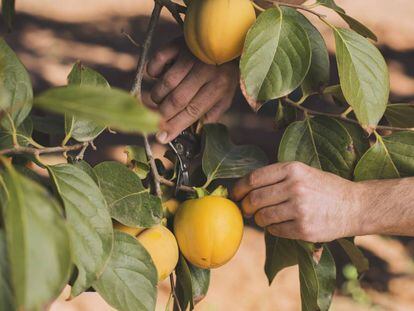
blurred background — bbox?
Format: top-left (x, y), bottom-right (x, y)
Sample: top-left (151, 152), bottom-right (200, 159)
top-left (1, 0), bottom-right (414, 310)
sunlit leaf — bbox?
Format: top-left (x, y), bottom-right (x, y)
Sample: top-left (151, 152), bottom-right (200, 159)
top-left (1, 164), bottom-right (72, 310)
top-left (0, 229), bottom-right (15, 311)
top-left (0, 117), bottom-right (33, 149)
top-left (65, 62), bottom-right (108, 142)
top-left (334, 28), bottom-right (389, 130)
top-left (240, 7), bottom-right (311, 110)
top-left (202, 124), bottom-right (268, 186)
top-left (93, 231), bottom-right (157, 311)
top-left (124, 145), bottom-right (150, 179)
top-left (34, 85), bottom-right (159, 134)
top-left (48, 164), bottom-right (114, 296)
top-left (0, 38), bottom-right (33, 128)
top-left (94, 161), bottom-right (162, 227)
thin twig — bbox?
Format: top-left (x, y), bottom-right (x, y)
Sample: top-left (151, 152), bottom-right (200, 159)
top-left (131, 0), bottom-right (163, 99)
top-left (143, 135), bottom-right (163, 197)
top-left (0, 143), bottom-right (87, 156)
top-left (265, 0), bottom-right (326, 18)
top-left (163, 0), bottom-right (184, 26)
top-left (169, 274), bottom-right (182, 311)
top-left (121, 29), bottom-right (141, 48)
top-left (284, 98), bottom-right (414, 132)
top-left (159, 176), bottom-right (195, 193)
top-left (75, 142), bottom-right (90, 160)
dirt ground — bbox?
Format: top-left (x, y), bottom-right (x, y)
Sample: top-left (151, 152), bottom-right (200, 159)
top-left (2, 0), bottom-right (414, 310)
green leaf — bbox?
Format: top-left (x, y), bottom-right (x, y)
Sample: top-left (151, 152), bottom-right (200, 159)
top-left (1, 0), bottom-right (15, 31)
top-left (282, 9), bottom-right (329, 95)
top-left (354, 135), bottom-right (400, 181)
top-left (264, 233), bottom-right (297, 284)
top-left (72, 160), bottom-right (100, 185)
top-left (278, 116), bottom-right (357, 179)
top-left (382, 132), bottom-right (414, 177)
top-left (202, 124), bottom-right (268, 186)
top-left (317, 0), bottom-right (377, 41)
top-left (175, 256), bottom-right (210, 310)
top-left (34, 85), bottom-right (159, 134)
top-left (323, 84), bottom-right (347, 105)
top-left (93, 231), bottom-right (158, 311)
top-left (338, 121), bottom-right (370, 158)
top-left (297, 244), bottom-right (336, 311)
top-left (334, 28), bottom-right (389, 131)
top-left (47, 164), bottom-right (114, 297)
top-left (0, 229), bottom-right (15, 311)
top-left (94, 161), bottom-right (162, 227)
top-left (31, 114), bottom-right (65, 135)
top-left (0, 117), bottom-right (33, 149)
top-left (338, 238), bottom-right (369, 274)
top-left (1, 164), bottom-right (72, 310)
top-left (0, 38), bottom-right (33, 128)
top-left (385, 104), bottom-right (414, 128)
top-left (65, 62), bottom-right (109, 142)
top-left (240, 7), bottom-right (311, 110)
top-left (124, 145), bottom-right (150, 179)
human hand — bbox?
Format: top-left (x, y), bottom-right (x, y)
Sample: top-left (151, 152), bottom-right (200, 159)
top-left (146, 39), bottom-right (239, 144)
top-left (231, 162), bottom-right (365, 242)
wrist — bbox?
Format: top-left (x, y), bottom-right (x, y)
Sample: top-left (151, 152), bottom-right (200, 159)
top-left (349, 181), bottom-right (377, 236)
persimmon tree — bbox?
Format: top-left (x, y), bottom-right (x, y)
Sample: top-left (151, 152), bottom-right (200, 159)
top-left (1, 0), bottom-right (414, 310)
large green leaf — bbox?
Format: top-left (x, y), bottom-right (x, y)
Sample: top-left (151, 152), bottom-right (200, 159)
top-left (93, 231), bottom-right (158, 311)
top-left (264, 233), bottom-right (298, 284)
top-left (282, 9), bottom-right (330, 95)
top-left (202, 124), bottom-right (268, 186)
top-left (0, 39), bottom-right (33, 128)
top-left (240, 7), bottom-right (311, 110)
top-left (34, 85), bottom-right (159, 134)
top-left (0, 117), bottom-right (33, 149)
top-left (354, 134), bottom-right (400, 181)
top-left (338, 121), bottom-right (370, 159)
top-left (1, 164), bottom-right (72, 310)
top-left (338, 238), bottom-right (369, 274)
top-left (297, 244), bottom-right (336, 311)
top-left (0, 229), bottom-right (15, 311)
top-left (94, 161), bottom-right (162, 227)
top-left (47, 164), bottom-right (114, 297)
top-left (278, 116), bottom-right (357, 179)
top-left (1, 0), bottom-right (15, 31)
top-left (31, 114), bottom-right (65, 135)
top-left (382, 132), bottom-right (414, 177)
top-left (317, 0), bottom-right (377, 41)
top-left (334, 28), bottom-right (389, 131)
top-left (385, 104), bottom-right (414, 128)
top-left (65, 62), bottom-right (108, 142)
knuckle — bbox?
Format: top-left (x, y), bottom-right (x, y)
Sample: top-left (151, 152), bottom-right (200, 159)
top-left (286, 161), bottom-right (305, 177)
top-left (154, 51), bottom-right (167, 64)
top-left (185, 103), bottom-right (201, 118)
top-left (162, 75), bottom-right (176, 89)
top-left (247, 171), bottom-right (259, 187)
top-left (290, 181), bottom-right (306, 197)
top-left (168, 92), bottom-right (184, 109)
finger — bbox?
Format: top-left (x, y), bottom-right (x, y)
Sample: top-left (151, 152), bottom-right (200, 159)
top-left (241, 182), bottom-right (290, 216)
top-left (231, 163), bottom-right (290, 201)
top-left (156, 83), bottom-right (222, 143)
top-left (203, 98), bottom-right (232, 123)
top-left (254, 203), bottom-right (295, 227)
top-left (267, 221), bottom-right (300, 240)
top-left (158, 64), bottom-right (215, 120)
top-left (147, 42), bottom-right (180, 78)
top-left (150, 51), bottom-right (196, 104)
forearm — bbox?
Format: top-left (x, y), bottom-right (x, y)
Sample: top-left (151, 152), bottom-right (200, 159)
top-left (357, 177), bottom-right (414, 236)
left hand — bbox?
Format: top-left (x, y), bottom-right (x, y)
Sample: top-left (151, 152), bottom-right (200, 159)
top-left (231, 162), bottom-right (365, 242)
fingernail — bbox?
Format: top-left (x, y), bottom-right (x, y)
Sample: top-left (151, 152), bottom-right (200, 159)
top-left (156, 131), bottom-right (168, 143)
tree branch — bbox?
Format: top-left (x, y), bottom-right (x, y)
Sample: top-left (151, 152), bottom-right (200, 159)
top-left (264, 0), bottom-right (326, 18)
top-left (284, 98), bottom-right (414, 132)
top-left (159, 176), bottom-right (195, 193)
top-left (0, 142), bottom-right (87, 156)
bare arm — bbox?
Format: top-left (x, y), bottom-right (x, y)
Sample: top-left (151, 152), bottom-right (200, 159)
top-left (231, 162), bottom-right (414, 242)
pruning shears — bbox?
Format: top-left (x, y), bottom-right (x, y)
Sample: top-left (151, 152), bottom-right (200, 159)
top-left (168, 128), bottom-right (199, 194)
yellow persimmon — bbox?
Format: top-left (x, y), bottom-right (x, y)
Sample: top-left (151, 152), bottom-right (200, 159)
top-left (174, 196), bottom-right (243, 269)
top-left (136, 225), bottom-right (179, 281)
top-left (113, 221), bottom-right (145, 237)
top-left (184, 0), bottom-right (256, 65)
